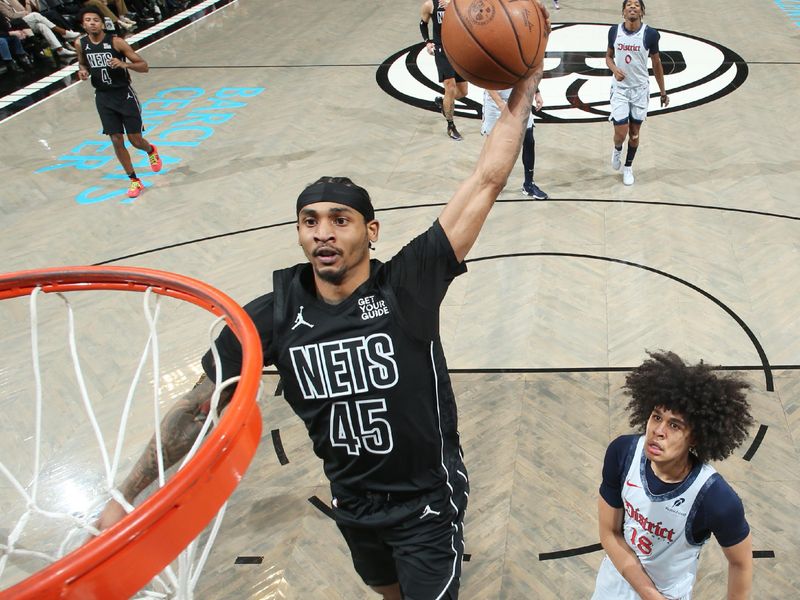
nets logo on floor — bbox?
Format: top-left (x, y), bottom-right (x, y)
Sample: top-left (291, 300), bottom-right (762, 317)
top-left (376, 23), bottom-right (748, 122)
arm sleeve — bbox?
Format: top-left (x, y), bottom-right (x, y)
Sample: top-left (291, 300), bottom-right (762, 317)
top-left (645, 27), bottom-right (660, 55)
top-left (599, 435), bottom-right (636, 509)
top-left (419, 18), bottom-right (430, 42)
top-left (608, 25), bottom-right (617, 49)
top-left (201, 292), bottom-right (275, 382)
top-left (695, 478), bottom-right (750, 547)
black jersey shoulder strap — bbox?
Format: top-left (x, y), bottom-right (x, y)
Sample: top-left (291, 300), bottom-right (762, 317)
top-left (271, 265), bottom-right (295, 350)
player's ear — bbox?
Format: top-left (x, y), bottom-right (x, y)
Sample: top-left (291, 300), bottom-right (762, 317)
top-left (686, 430), bottom-right (697, 454)
top-left (367, 219), bottom-right (380, 243)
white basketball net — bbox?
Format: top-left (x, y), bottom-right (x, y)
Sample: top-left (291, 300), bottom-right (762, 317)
top-left (0, 285), bottom-right (253, 599)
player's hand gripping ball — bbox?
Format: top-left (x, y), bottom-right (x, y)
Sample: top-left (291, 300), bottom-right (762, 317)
top-left (442, 0), bottom-right (549, 89)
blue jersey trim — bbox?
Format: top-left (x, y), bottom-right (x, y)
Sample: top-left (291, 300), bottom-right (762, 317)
top-left (685, 472), bottom-right (720, 546)
top-left (639, 441), bottom-right (703, 502)
top-left (644, 26), bottom-right (661, 55)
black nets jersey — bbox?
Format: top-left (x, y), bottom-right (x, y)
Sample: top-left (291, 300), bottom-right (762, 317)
top-left (203, 221), bottom-right (467, 495)
top-left (432, 0), bottom-right (445, 45)
top-left (81, 33), bottom-right (130, 91)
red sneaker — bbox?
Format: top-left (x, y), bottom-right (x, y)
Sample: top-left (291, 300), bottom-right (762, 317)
top-left (127, 178), bottom-right (144, 198)
top-left (148, 144), bottom-right (162, 172)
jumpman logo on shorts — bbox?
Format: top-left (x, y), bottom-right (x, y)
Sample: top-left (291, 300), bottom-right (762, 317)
top-left (419, 504), bottom-right (441, 519)
top-left (291, 306), bottom-right (314, 330)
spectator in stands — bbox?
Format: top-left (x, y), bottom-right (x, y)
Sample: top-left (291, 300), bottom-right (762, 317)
top-left (25, 0), bottom-right (76, 31)
top-left (0, 0), bottom-right (79, 56)
top-left (104, 0), bottom-right (136, 24)
top-left (38, 0), bottom-right (82, 21)
top-left (0, 13), bottom-right (33, 73)
top-left (28, 0), bottom-right (80, 26)
top-left (124, 0), bottom-right (159, 25)
top-left (80, 0), bottom-right (135, 30)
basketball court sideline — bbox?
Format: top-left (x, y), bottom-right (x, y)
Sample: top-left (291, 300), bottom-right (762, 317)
top-left (1, 1), bottom-right (798, 598)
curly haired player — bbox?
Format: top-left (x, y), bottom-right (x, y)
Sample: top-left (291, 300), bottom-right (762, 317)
top-left (592, 351), bottom-right (754, 600)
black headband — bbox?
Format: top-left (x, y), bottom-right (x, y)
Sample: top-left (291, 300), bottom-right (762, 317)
top-left (296, 180), bottom-right (374, 222)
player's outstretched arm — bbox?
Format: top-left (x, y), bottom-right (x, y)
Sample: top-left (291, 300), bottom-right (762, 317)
top-left (597, 496), bottom-right (667, 600)
top-left (96, 374), bottom-right (231, 530)
top-left (438, 62), bottom-right (543, 263)
top-left (722, 533), bottom-right (752, 600)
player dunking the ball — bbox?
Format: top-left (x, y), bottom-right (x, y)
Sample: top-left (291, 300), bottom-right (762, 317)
top-left (75, 6), bottom-right (161, 199)
top-left (592, 351), bottom-right (754, 600)
top-left (605, 0), bottom-right (668, 186)
top-left (420, 0), bottom-right (468, 141)
top-left (98, 6), bottom-right (550, 598)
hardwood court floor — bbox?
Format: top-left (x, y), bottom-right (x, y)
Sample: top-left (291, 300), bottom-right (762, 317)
top-left (0, 0), bottom-right (798, 598)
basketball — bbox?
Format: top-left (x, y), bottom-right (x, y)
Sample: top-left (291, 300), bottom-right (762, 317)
top-left (441, 0), bottom-right (548, 89)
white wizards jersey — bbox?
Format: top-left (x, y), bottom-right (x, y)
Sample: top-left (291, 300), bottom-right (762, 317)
top-left (481, 89), bottom-right (534, 135)
top-left (605, 436), bottom-right (718, 599)
top-left (612, 23), bottom-right (653, 90)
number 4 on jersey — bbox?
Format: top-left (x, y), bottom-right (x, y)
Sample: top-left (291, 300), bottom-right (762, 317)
top-left (330, 399), bottom-right (394, 456)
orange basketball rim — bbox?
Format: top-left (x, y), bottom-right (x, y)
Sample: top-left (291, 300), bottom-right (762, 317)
top-left (0, 266), bottom-right (263, 600)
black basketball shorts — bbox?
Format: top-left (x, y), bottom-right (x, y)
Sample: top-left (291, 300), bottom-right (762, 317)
top-left (434, 45), bottom-right (466, 84)
top-left (333, 475), bottom-right (469, 599)
top-left (95, 86), bottom-right (143, 135)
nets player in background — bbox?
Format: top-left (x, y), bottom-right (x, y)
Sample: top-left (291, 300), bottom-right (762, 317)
top-left (74, 6), bottom-right (161, 199)
top-left (420, 0), bottom-right (468, 141)
top-left (605, 0), bottom-right (667, 186)
top-left (592, 351), bottom-right (754, 600)
top-left (97, 10), bottom-right (550, 599)
top-left (482, 86), bottom-right (548, 199)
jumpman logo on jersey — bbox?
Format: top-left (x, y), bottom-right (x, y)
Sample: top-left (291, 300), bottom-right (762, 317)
top-left (291, 306), bottom-right (314, 330)
top-left (419, 504), bottom-right (441, 519)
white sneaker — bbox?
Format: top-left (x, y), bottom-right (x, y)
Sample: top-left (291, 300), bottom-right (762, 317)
top-left (117, 20), bottom-right (135, 31)
top-left (64, 30), bottom-right (81, 40)
top-left (623, 166), bottom-right (634, 185)
top-left (611, 147), bottom-right (622, 171)
top-left (56, 46), bottom-right (77, 57)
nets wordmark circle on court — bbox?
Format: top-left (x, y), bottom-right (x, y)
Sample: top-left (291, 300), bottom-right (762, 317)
top-left (377, 23), bottom-right (748, 122)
